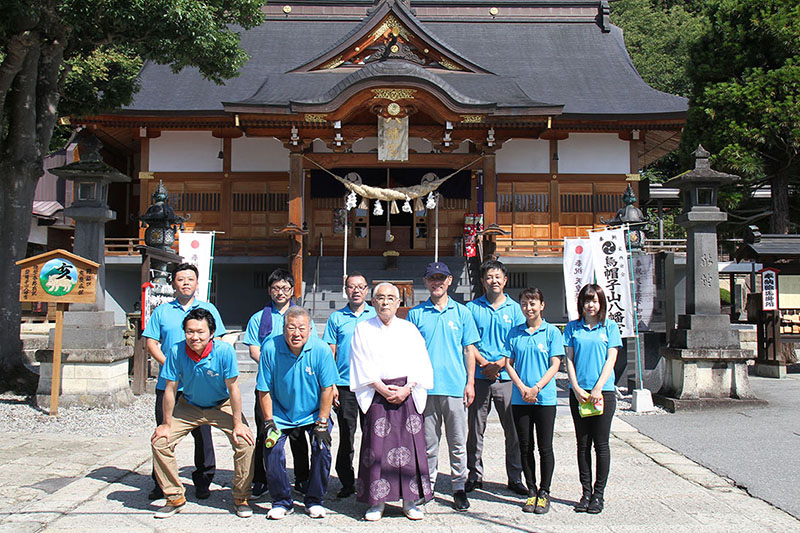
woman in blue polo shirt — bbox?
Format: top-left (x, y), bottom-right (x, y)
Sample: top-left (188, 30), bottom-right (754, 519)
top-left (505, 288), bottom-right (564, 515)
top-left (563, 284), bottom-right (622, 515)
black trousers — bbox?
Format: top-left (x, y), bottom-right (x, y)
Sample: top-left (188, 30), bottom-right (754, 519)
top-left (511, 404), bottom-right (556, 496)
top-left (568, 390), bottom-right (616, 498)
top-left (254, 389), bottom-right (310, 486)
top-left (153, 388), bottom-right (216, 490)
top-left (333, 386), bottom-right (365, 490)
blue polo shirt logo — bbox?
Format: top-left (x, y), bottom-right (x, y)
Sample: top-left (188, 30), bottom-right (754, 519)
top-left (600, 333), bottom-right (608, 343)
top-left (448, 320), bottom-right (459, 331)
top-left (538, 343), bottom-right (548, 354)
top-left (503, 314), bottom-right (511, 324)
top-left (206, 369), bottom-right (218, 378)
top-left (305, 365), bottom-right (314, 376)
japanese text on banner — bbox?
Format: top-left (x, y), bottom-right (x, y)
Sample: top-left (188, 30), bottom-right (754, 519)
top-left (589, 228), bottom-right (634, 337)
top-left (563, 238), bottom-right (595, 321)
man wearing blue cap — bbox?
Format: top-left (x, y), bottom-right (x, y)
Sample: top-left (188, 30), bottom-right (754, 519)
top-left (407, 261), bottom-right (480, 511)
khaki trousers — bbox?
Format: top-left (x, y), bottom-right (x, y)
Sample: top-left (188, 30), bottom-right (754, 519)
top-left (152, 396), bottom-right (254, 501)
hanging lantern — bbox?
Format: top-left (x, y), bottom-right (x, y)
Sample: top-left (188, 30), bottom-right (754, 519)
top-left (414, 197), bottom-right (425, 212)
top-left (358, 196), bottom-right (369, 210)
top-left (345, 191), bottom-right (357, 210)
top-left (390, 200), bottom-right (399, 214)
top-left (373, 200), bottom-right (384, 216)
top-left (402, 196), bottom-right (412, 213)
top-left (426, 191), bottom-right (437, 210)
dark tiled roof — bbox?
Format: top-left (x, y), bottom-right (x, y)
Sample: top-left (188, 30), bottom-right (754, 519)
top-left (124, 12), bottom-right (686, 118)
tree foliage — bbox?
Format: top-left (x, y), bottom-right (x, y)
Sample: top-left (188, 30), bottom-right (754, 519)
top-left (0, 0), bottom-right (265, 389)
top-left (682, 0), bottom-right (800, 234)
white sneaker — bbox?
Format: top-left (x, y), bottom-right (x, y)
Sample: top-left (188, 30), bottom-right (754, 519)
top-left (403, 499), bottom-right (424, 520)
top-left (307, 504), bottom-right (327, 518)
top-left (364, 503), bottom-right (385, 521)
top-left (267, 506), bottom-right (292, 520)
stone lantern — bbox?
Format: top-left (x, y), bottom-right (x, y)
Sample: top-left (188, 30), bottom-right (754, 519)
top-left (38, 131), bottom-right (134, 408)
top-left (138, 181), bottom-right (188, 286)
top-left (656, 146), bottom-right (761, 410)
top-left (602, 183), bottom-right (650, 251)
top-left (52, 131), bottom-right (131, 309)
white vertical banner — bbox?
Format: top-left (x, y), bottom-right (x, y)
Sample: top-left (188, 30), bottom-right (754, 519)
top-left (589, 228), bottom-right (634, 337)
top-left (179, 231), bottom-right (213, 301)
top-left (632, 254), bottom-right (655, 330)
top-left (563, 238), bottom-right (595, 321)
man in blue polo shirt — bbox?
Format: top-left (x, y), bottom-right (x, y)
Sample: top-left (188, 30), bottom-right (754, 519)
top-left (151, 308), bottom-right (254, 520)
top-left (243, 268), bottom-right (316, 497)
top-left (256, 306), bottom-right (337, 520)
top-left (407, 262), bottom-right (480, 511)
top-left (143, 263), bottom-right (225, 500)
top-left (322, 271), bottom-right (376, 498)
top-left (465, 260), bottom-right (527, 496)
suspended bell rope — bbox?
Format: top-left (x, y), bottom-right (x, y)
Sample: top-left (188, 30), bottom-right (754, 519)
top-left (303, 154), bottom-right (483, 276)
top-left (302, 155), bottom-right (484, 201)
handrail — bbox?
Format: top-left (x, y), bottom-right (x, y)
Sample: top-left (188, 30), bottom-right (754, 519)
top-left (311, 233), bottom-right (322, 319)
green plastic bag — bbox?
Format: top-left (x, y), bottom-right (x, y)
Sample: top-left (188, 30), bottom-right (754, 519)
top-left (579, 397), bottom-right (604, 418)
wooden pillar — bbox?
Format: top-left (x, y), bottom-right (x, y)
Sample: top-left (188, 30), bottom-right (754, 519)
top-left (221, 137), bottom-right (232, 236)
top-left (549, 139), bottom-right (560, 240)
top-left (483, 151), bottom-right (497, 226)
top-left (139, 137), bottom-right (151, 216)
top-left (289, 150), bottom-right (304, 300)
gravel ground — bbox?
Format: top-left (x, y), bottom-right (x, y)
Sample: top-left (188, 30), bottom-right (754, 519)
top-left (0, 391), bottom-right (154, 437)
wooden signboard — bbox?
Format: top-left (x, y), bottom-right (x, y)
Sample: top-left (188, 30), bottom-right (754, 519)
top-left (778, 274), bottom-right (800, 310)
top-left (16, 249), bottom-right (100, 416)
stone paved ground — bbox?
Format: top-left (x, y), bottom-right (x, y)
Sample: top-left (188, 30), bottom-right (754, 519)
top-left (1, 374), bottom-right (798, 532)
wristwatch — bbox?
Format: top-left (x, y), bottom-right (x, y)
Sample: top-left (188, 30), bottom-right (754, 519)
top-left (317, 416), bottom-right (328, 425)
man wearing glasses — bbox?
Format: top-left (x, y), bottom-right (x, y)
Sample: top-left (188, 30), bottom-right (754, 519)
top-left (322, 272), bottom-right (377, 499)
top-left (243, 269), bottom-right (317, 497)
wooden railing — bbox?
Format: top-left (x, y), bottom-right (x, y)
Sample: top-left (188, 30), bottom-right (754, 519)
top-left (103, 236), bottom-right (289, 257)
top-left (496, 237), bottom-right (689, 257)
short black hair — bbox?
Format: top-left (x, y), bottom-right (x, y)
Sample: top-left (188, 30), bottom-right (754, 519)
top-left (173, 263), bottom-right (199, 279)
top-left (268, 268), bottom-right (294, 288)
top-left (345, 271), bottom-right (369, 287)
top-left (480, 259), bottom-right (507, 279)
top-left (183, 307), bottom-right (216, 335)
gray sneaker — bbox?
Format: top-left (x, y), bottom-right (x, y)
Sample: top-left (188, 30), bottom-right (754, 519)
top-left (154, 498), bottom-right (186, 519)
top-left (235, 500), bottom-right (253, 518)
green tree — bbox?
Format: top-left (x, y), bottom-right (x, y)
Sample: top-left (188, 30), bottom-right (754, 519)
top-left (682, 0), bottom-right (800, 234)
top-left (0, 0), bottom-right (264, 390)
top-left (611, 0), bottom-right (706, 98)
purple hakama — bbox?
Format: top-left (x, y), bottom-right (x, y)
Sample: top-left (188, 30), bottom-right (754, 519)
top-left (356, 377), bottom-right (433, 505)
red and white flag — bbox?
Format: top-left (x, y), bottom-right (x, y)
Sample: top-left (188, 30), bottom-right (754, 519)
top-left (179, 231), bottom-right (213, 300)
top-left (563, 238), bottom-right (595, 321)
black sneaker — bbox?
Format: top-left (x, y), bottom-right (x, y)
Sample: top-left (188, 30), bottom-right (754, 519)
top-left (534, 489), bottom-right (550, 515)
top-left (148, 486), bottom-right (164, 500)
top-left (507, 480), bottom-right (528, 496)
top-left (574, 493), bottom-right (591, 513)
top-left (522, 496), bottom-right (537, 513)
top-left (195, 484), bottom-right (211, 500)
top-left (252, 482), bottom-right (268, 500)
top-left (587, 494), bottom-right (604, 514)
top-left (453, 490), bottom-right (470, 511)
top-left (464, 479), bottom-right (483, 493)
top-left (337, 485), bottom-right (356, 498)
top-left (295, 480), bottom-right (309, 494)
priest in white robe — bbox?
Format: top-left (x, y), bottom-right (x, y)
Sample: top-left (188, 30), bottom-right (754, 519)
top-left (349, 282), bottom-right (434, 521)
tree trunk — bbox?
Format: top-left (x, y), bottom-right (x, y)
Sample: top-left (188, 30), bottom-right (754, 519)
top-left (770, 171), bottom-right (789, 234)
top-left (0, 161), bottom-right (41, 392)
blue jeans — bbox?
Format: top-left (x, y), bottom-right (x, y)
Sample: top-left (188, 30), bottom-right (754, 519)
top-left (264, 422), bottom-right (332, 509)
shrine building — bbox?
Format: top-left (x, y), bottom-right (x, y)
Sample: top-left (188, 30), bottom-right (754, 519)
top-left (72, 0), bottom-right (687, 326)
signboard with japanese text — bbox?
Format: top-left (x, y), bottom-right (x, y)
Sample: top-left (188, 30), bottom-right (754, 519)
top-left (632, 253), bottom-right (655, 331)
top-left (778, 275), bottom-right (800, 309)
top-left (589, 228), bottom-right (634, 337)
top-left (17, 249), bottom-right (98, 304)
top-left (178, 231), bottom-right (213, 301)
top-left (761, 268), bottom-right (778, 311)
top-left (563, 238), bottom-right (595, 321)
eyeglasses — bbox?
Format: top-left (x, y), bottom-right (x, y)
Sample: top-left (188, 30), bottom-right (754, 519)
top-left (270, 285), bottom-right (293, 293)
top-left (346, 285), bottom-right (368, 292)
top-left (285, 325), bottom-right (308, 333)
top-left (374, 295), bottom-right (398, 303)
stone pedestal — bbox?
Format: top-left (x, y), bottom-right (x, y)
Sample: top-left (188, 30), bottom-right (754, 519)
top-left (657, 314), bottom-right (764, 411)
top-left (35, 311), bottom-right (133, 408)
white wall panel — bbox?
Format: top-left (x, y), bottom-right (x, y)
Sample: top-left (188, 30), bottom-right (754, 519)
top-left (496, 139), bottom-right (550, 173)
top-left (233, 136), bottom-right (290, 172)
top-left (149, 131), bottom-right (223, 172)
top-left (559, 133), bottom-right (629, 174)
